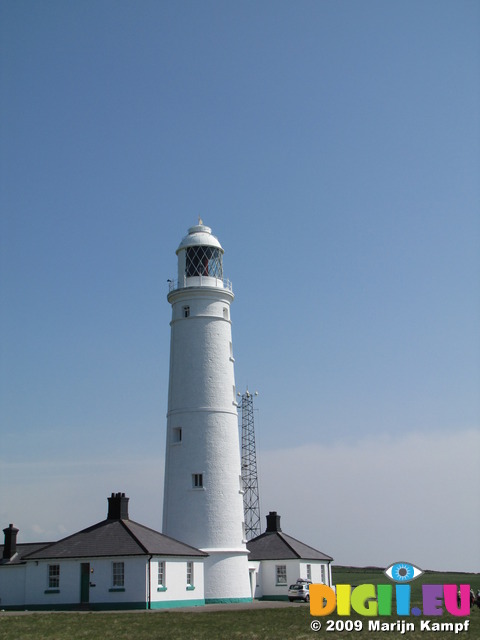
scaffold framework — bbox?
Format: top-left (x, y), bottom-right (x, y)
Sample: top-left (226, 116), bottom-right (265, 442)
top-left (239, 389), bottom-right (261, 540)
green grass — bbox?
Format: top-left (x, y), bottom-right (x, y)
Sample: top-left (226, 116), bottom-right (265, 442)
top-left (0, 608), bottom-right (313, 640)
top-left (1, 607), bottom-right (479, 640)
top-left (1, 568), bottom-right (478, 640)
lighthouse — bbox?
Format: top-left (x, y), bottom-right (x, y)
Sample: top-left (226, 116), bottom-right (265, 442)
top-left (162, 221), bottom-right (251, 603)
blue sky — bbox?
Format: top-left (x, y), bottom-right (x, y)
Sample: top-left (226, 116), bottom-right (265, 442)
top-left (1, 1), bottom-right (479, 572)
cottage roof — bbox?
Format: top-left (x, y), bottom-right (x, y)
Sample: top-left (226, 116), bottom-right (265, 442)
top-left (22, 519), bottom-right (207, 561)
top-left (246, 511), bottom-right (333, 562)
top-left (0, 542), bottom-right (52, 565)
top-left (247, 530), bottom-right (333, 561)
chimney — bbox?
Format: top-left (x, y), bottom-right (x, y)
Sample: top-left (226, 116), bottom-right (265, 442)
top-left (265, 511), bottom-right (282, 533)
top-left (3, 524), bottom-right (19, 560)
top-left (107, 492), bottom-right (129, 520)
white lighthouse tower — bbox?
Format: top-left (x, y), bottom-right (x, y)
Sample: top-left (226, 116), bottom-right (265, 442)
top-left (162, 221), bottom-right (251, 603)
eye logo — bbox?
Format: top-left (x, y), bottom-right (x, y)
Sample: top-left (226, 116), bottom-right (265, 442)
top-left (384, 561), bottom-right (424, 583)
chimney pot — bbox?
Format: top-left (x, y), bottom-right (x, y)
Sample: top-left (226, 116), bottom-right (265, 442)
top-left (107, 493), bottom-right (129, 520)
top-left (265, 511), bottom-right (282, 533)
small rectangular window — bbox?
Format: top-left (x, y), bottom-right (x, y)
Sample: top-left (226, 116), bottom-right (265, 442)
top-left (173, 427), bottom-right (182, 443)
top-left (158, 561), bottom-right (166, 588)
top-left (223, 307), bottom-right (229, 320)
top-left (112, 562), bottom-right (125, 587)
top-left (192, 473), bottom-right (203, 488)
top-left (187, 561), bottom-right (194, 587)
top-left (48, 564), bottom-right (60, 589)
top-left (321, 565), bottom-right (326, 584)
top-left (276, 565), bottom-right (287, 586)
top-left (306, 564), bottom-right (312, 581)
top-left (183, 306), bottom-right (190, 318)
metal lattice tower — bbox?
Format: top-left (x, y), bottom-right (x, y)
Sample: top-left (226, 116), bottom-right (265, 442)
top-left (239, 389), bottom-right (261, 540)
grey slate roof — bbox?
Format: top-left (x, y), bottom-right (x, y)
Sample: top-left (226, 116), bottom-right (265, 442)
top-left (0, 542), bottom-right (52, 565)
top-left (247, 531), bottom-right (333, 562)
top-left (23, 519), bottom-right (207, 561)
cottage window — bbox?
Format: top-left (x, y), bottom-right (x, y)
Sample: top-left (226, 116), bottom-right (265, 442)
top-left (321, 565), bottom-right (326, 584)
top-left (112, 562), bottom-right (125, 587)
top-left (306, 564), bottom-right (312, 581)
top-left (276, 565), bottom-right (287, 586)
top-left (48, 564), bottom-right (60, 589)
top-left (186, 561), bottom-right (194, 587)
top-left (158, 561), bottom-right (166, 588)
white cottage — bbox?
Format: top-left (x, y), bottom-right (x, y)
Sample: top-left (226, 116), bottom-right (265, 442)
top-left (247, 512), bottom-right (333, 601)
top-left (0, 493), bottom-right (206, 611)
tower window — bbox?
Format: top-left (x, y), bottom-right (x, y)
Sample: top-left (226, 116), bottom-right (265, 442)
top-left (173, 427), bottom-right (182, 443)
top-left (192, 473), bottom-right (203, 488)
top-left (183, 306), bottom-right (190, 318)
top-left (223, 307), bottom-right (229, 320)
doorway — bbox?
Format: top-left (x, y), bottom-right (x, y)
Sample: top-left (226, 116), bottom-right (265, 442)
top-left (249, 568), bottom-right (256, 599)
top-left (80, 563), bottom-right (90, 604)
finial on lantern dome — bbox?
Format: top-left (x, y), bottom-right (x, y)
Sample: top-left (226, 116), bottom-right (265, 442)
top-left (198, 216), bottom-right (203, 225)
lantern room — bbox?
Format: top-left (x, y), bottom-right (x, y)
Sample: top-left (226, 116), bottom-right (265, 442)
top-left (172, 221), bottom-right (230, 290)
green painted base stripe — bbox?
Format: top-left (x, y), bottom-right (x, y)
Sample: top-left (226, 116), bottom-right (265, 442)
top-left (205, 597), bottom-right (253, 604)
top-left (150, 599), bottom-right (205, 609)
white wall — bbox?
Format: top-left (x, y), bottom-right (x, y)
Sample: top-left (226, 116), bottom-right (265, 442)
top-left (299, 561), bottom-right (331, 586)
top-left (1, 557), bottom-right (206, 610)
top-left (0, 565), bottom-right (26, 607)
top-left (248, 560), bottom-right (332, 600)
top-left (22, 557), bottom-right (147, 608)
top-left (248, 561), bottom-right (262, 598)
top-left (255, 559), bottom-right (300, 599)
top-left (149, 558), bottom-right (204, 608)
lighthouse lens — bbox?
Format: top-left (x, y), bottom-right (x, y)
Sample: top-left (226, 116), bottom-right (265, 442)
top-left (186, 246), bottom-right (223, 278)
